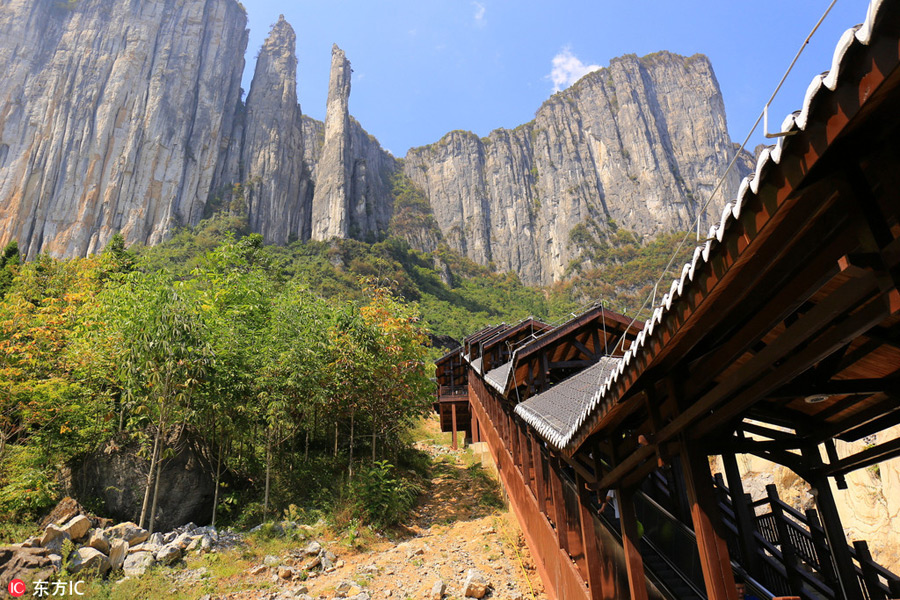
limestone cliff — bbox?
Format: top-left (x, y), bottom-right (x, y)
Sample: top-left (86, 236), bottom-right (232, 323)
top-left (237, 16), bottom-right (309, 245)
top-left (0, 0), bottom-right (745, 287)
top-left (404, 52), bottom-right (747, 285)
top-left (0, 0), bottom-right (248, 257)
top-left (310, 45), bottom-right (353, 241)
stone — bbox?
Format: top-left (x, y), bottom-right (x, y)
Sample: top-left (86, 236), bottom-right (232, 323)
top-left (430, 580), bottom-right (446, 599)
top-left (278, 566), bottom-right (294, 580)
top-left (301, 540), bottom-right (321, 556)
top-left (264, 554), bottom-right (280, 567)
top-left (171, 531), bottom-right (194, 550)
top-left (302, 555), bottom-right (321, 570)
top-left (249, 564), bottom-right (267, 576)
top-left (106, 522), bottom-right (150, 547)
top-left (39, 497), bottom-right (85, 529)
top-left (68, 547), bottom-right (111, 576)
top-left (61, 515), bottom-right (92, 541)
top-left (156, 544), bottom-right (183, 566)
top-left (0, 547), bottom-right (55, 583)
top-left (88, 529), bottom-right (111, 554)
top-left (148, 532), bottom-right (165, 546)
top-left (39, 525), bottom-right (71, 554)
top-left (123, 551), bottom-right (156, 577)
top-left (462, 569), bottom-right (490, 599)
top-left (108, 539), bottom-right (128, 571)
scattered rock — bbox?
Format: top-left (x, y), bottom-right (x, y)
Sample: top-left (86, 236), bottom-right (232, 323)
top-left (62, 515), bottom-right (92, 541)
top-left (301, 540), bottom-right (321, 556)
top-left (156, 544), bottom-right (183, 566)
top-left (39, 497), bottom-right (85, 529)
top-left (0, 547), bottom-right (55, 583)
top-left (123, 551), bottom-right (156, 577)
top-left (88, 529), bottom-right (111, 554)
top-left (249, 564), bottom-right (268, 576)
top-left (108, 539), bottom-right (128, 571)
top-left (68, 546), bottom-right (111, 576)
top-left (430, 579), bottom-right (446, 599)
top-left (462, 569), bottom-right (490, 599)
top-left (264, 554), bottom-right (280, 567)
top-left (39, 525), bottom-right (72, 554)
top-left (106, 522), bottom-right (150, 547)
top-left (278, 566), bottom-right (296, 580)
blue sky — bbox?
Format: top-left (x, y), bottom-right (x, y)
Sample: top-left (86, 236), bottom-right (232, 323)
top-left (240, 0), bottom-right (870, 157)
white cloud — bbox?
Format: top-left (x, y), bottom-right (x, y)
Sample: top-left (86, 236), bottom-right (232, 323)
top-left (549, 47), bottom-right (600, 92)
top-left (473, 1), bottom-right (486, 27)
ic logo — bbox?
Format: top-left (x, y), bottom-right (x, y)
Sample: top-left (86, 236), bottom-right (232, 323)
top-left (7, 578), bottom-right (27, 597)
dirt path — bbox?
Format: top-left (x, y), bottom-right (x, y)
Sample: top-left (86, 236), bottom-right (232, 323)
top-left (197, 417), bottom-right (548, 600)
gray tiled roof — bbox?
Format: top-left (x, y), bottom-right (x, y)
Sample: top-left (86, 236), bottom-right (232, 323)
top-left (471, 357), bottom-right (483, 374)
top-left (485, 361), bottom-right (513, 393)
top-left (528, 0), bottom-right (892, 452)
top-left (515, 357), bottom-right (622, 448)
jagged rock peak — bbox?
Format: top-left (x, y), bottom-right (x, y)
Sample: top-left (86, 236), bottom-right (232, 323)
top-left (238, 12), bottom-right (307, 244)
top-left (310, 44), bottom-right (353, 241)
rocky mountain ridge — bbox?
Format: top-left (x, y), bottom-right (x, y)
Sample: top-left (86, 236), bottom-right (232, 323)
top-left (0, 0), bottom-right (748, 285)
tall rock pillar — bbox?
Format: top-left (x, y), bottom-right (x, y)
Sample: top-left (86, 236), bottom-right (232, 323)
top-left (311, 44), bottom-right (352, 240)
top-left (241, 15), bottom-right (307, 244)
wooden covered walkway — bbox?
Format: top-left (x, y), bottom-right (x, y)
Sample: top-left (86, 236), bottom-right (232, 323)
top-left (434, 2), bottom-right (900, 598)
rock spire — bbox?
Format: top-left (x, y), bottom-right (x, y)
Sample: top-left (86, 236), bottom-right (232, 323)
top-left (239, 15), bottom-right (308, 244)
top-left (310, 44), bottom-right (353, 241)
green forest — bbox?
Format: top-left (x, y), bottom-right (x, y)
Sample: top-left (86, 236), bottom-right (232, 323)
top-left (0, 212), bottom-right (688, 536)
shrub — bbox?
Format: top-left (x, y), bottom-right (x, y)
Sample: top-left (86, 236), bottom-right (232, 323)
top-left (349, 461), bottom-right (420, 528)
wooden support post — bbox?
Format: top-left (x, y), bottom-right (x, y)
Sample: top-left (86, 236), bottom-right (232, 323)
top-left (548, 454), bottom-right (571, 553)
top-left (679, 438), bottom-right (738, 600)
top-left (519, 424), bottom-right (533, 487)
top-left (451, 402), bottom-right (458, 450)
top-left (576, 473), bottom-right (606, 600)
top-left (804, 446), bottom-right (865, 600)
top-left (853, 541), bottom-right (885, 600)
top-left (766, 484), bottom-right (804, 594)
top-left (805, 509), bottom-right (838, 587)
top-left (722, 453), bottom-right (761, 573)
top-left (532, 433), bottom-right (547, 513)
top-left (618, 485), bottom-right (650, 600)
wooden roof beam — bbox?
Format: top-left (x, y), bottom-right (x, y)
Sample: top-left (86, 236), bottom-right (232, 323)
top-left (820, 436), bottom-right (900, 478)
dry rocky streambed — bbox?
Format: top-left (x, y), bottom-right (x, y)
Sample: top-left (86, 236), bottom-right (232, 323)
top-left (1, 434), bottom-right (546, 600)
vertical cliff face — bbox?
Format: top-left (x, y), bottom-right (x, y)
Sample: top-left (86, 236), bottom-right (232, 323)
top-left (237, 16), bottom-right (308, 245)
top-left (0, 0), bottom-right (248, 257)
top-left (404, 52), bottom-right (746, 285)
top-left (310, 45), bottom-right (353, 241)
top-left (0, 0), bottom-right (745, 286)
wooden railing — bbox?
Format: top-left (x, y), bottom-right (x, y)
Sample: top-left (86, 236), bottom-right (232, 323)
top-left (437, 385), bottom-right (468, 399)
top-left (708, 475), bottom-right (900, 600)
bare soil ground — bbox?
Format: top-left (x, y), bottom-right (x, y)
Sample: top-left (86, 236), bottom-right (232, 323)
top-left (103, 416), bottom-right (547, 600)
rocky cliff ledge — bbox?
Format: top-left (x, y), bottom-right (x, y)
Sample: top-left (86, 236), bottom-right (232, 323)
top-left (0, 0), bottom-right (747, 286)
top-left (0, 0), bottom-right (249, 258)
top-left (404, 52), bottom-right (748, 285)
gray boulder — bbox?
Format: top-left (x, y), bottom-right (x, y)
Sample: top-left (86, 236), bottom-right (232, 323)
top-left (156, 544), bottom-right (182, 566)
top-left (108, 539), bottom-right (128, 571)
top-left (123, 551), bottom-right (155, 577)
top-left (68, 547), bottom-right (111, 576)
top-left (106, 522), bottom-right (149, 547)
top-left (61, 515), bottom-right (92, 541)
top-left (39, 525), bottom-right (71, 554)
